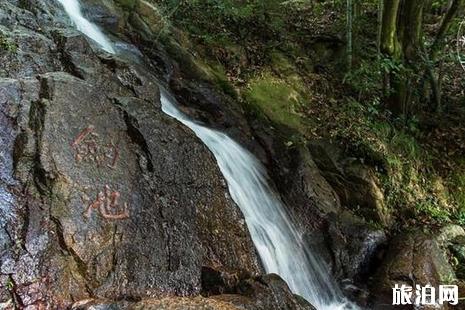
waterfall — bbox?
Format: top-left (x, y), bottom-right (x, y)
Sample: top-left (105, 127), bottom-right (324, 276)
top-left (160, 93), bottom-right (356, 310)
top-left (56, 1), bottom-right (358, 309)
top-left (56, 0), bottom-right (115, 54)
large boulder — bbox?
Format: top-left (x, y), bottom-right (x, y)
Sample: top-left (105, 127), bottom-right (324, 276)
top-left (308, 141), bottom-right (391, 226)
top-left (437, 225), bottom-right (465, 281)
top-left (371, 231), bottom-right (457, 309)
top-left (0, 1), bottom-right (262, 307)
top-left (258, 139), bottom-right (386, 288)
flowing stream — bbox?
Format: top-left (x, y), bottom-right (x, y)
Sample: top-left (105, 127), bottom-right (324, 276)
top-left (56, 1), bottom-right (358, 309)
top-left (56, 0), bottom-right (115, 54)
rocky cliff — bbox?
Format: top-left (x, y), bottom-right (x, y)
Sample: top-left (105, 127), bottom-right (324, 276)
top-left (0, 1), bottom-right (280, 308)
top-left (0, 1), bottom-right (464, 309)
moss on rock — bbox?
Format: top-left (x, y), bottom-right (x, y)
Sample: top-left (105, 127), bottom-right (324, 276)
top-left (243, 72), bottom-right (307, 134)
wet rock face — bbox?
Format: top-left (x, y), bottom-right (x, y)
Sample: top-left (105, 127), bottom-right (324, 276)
top-left (0, 1), bottom-right (67, 78)
top-left (371, 231), bottom-right (456, 309)
top-left (75, 274), bottom-right (316, 310)
top-left (256, 139), bottom-right (386, 288)
top-left (308, 141), bottom-right (391, 226)
top-left (0, 1), bottom-right (261, 307)
top-left (130, 297), bottom-right (242, 310)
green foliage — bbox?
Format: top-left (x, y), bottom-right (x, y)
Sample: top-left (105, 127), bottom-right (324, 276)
top-left (390, 129), bottom-right (421, 159)
top-left (328, 98), bottom-right (423, 164)
top-left (414, 197), bottom-right (451, 223)
top-left (0, 33), bottom-right (16, 53)
top-left (452, 172), bottom-right (465, 206)
top-left (6, 278), bottom-right (13, 290)
top-left (343, 59), bottom-right (382, 99)
top-left (430, 0), bottom-right (452, 12)
top-left (343, 56), bottom-right (411, 103)
top-left (380, 57), bottom-right (407, 75)
top-left (244, 72), bottom-right (306, 133)
top-left (202, 62), bottom-right (238, 98)
top-left (160, 0), bottom-right (285, 45)
top-left (457, 211), bottom-right (465, 226)
top-left (321, 94), bottom-right (459, 225)
top-left (449, 167), bottom-right (465, 224)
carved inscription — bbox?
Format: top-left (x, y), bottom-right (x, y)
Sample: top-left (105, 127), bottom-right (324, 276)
top-left (71, 125), bottom-right (129, 220)
top-left (71, 125), bottom-right (119, 169)
top-left (82, 185), bottom-right (130, 220)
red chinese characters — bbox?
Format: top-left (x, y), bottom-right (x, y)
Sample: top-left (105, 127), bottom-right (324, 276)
top-left (83, 185), bottom-right (130, 220)
top-left (71, 125), bottom-right (119, 168)
top-left (72, 125), bottom-right (129, 220)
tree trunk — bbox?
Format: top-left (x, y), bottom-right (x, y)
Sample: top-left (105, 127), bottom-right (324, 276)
top-left (347, 0), bottom-right (353, 70)
top-left (380, 0), bottom-right (401, 57)
top-left (380, 0), bottom-right (425, 115)
top-left (399, 0), bottom-right (425, 61)
top-left (431, 0), bottom-right (464, 59)
top-left (429, 0), bottom-right (464, 110)
top-left (380, 0), bottom-right (402, 114)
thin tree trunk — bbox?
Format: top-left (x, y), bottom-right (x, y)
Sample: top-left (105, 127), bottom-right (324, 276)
top-left (347, 0), bottom-right (353, 70)
top-left (354, 0), bottom-right (361, 19)
top-left (377, 0), bottom-right (384, 57)
top-left (400, 0), bottom-right (425, 114)
top-left (399, 0), bottom-right (425, 61)
top-left (422, 0), bottom-right (464, 110)
top-left (431, 0), bottom-right (464, 59)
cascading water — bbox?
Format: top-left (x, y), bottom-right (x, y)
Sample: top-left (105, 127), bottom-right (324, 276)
top-left (160, 93), bottom-right (355, 310)
top-left (56, 0), bottom-right (115, 54)
top-left (56, 1), bottom-right (359, 309)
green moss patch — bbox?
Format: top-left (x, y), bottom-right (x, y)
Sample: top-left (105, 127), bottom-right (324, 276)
top-left (0, 33), bottom-right (17, 53)
top-left (244, 72), bottom-right (308, 134)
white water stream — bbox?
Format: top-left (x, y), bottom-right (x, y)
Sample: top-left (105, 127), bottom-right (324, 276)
top-left (56, 0), bottom-right (115, 54)
top-left (56, 1), bottom-right (359, 309)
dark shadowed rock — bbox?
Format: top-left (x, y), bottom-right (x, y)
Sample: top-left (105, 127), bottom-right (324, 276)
top-left (371, 231), bottom-right (456, 309)
top-left (201, 266), bottom-right (252, 296)
top-left (256, 140), bottom-right (386, 289)
top-left (308, 140), bottom-right (391, 226)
